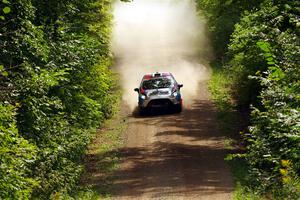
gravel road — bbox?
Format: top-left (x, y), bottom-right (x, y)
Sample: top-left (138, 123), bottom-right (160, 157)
top-left (108, 1), bottom-right (234, 199)
top-left (111, 81), bottom-right (234, 200)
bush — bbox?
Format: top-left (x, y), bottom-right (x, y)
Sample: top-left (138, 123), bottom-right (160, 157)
top-left (197, 0), bottom-right (300, 197)
top-left (228, 0), bottom-right (300, 105)
top-left (0, 103), bottom-right (37, 199)
top-left (245, 40), bottom-right (300, 197)
top-left (0, 0), bottom-right (116, 198)
top-left (195, 0), bottom-right (261, 59)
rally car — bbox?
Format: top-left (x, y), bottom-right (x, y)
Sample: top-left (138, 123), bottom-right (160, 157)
top-left (134, 72), bottom-right (183, 114)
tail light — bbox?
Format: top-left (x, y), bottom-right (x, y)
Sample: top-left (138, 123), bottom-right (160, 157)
top-left (140, 88), bottom-right (145, 95)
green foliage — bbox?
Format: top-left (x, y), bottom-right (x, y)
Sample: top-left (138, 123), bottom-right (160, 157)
top-left (0, 0), bottom-right (10, 20)
top-left (229, 0), bottom-right (300, 196)
top-left (0, 103), bottom-right (37, 199)
top-left (195, 0), bottom-right (261, 58)
top-left (208, 64), bottom-right (239, 135)
top-left (227, 0), bottom-right (299, 106)
top-left (2, 6), bottom-right (10, 14)
top-left (0, 0), bottom-right (116, 198)
top-left (245, 40), bottom-right (300, 198)
top-left (199, 0), bottom-right (300, 198)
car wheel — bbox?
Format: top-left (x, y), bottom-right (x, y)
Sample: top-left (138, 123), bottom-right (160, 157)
top-left (174, 104), bottom-right (182, 113)
top-left (139, 107), bottom-right (147, 115)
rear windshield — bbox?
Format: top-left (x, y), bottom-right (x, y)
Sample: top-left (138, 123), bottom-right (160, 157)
top-left (142, 77), bottom-right (174, 90)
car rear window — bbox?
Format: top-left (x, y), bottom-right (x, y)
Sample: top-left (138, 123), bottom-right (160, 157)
top-left (142, 77), bottom-right (174, 89)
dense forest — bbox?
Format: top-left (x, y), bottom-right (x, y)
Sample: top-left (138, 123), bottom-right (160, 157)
top-left (0, 0), bottom-right (117, 198)
top-left (196, 0), bottom-right (299, 198)
top-left (0, 0), bottom-right (299, 199)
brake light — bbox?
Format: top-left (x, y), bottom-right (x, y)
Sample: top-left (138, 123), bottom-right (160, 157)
top-left (143, 75), bottom-right (152, 80)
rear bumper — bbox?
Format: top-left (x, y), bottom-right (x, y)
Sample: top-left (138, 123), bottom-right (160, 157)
top-left (139, 96), bottom-right (181, 108)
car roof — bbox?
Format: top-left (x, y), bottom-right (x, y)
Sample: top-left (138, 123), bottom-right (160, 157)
top-left (142, 72), bottom-right (172, 80)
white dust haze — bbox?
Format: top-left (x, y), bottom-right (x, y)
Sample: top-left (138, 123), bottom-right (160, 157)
top-left (112, 0), bottom-right (212, 110)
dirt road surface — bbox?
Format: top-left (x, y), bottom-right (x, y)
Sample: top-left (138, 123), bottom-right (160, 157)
top-left (107, 1), bottom-right (234, 199)
top-left (111, 82), bottom-right (234, 200)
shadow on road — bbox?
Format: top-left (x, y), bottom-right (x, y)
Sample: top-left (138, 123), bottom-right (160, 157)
top-left (131, 106), bottom-right (181, 118)
top-left (81, 98), bottom-right (234, 199)
top-left (112, 144), bottom-right (233, 198)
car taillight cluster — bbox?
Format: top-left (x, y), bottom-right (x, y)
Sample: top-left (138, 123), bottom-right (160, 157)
top-left (140, 88), bottom-right (146, 95)
top-left (143, 75), bottom-right (152, 80)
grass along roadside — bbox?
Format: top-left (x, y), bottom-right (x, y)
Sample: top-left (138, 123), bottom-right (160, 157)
top-left (81, 101), bottom-right (127, 199)
top-left (56, 89), bottom-right (128, 200)
top-left (79, 104), bottom-right (127, 199)
top-left (208, 64), bottom-right (261, 200)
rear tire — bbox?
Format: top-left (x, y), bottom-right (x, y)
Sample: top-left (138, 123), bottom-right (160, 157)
top-left (139, 107), bottom-right (147, 116)
top-left (174, 104), bottom-right (182, 113)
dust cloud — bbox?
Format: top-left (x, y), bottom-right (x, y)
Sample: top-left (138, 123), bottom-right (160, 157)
top-left (112, 0), bottom-right (212, 110)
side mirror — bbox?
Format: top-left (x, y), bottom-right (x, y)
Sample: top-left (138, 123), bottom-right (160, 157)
top-left (134, 88), bottom-right (139, 92)
top-left (178, 84), bottom-right (183, 88)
